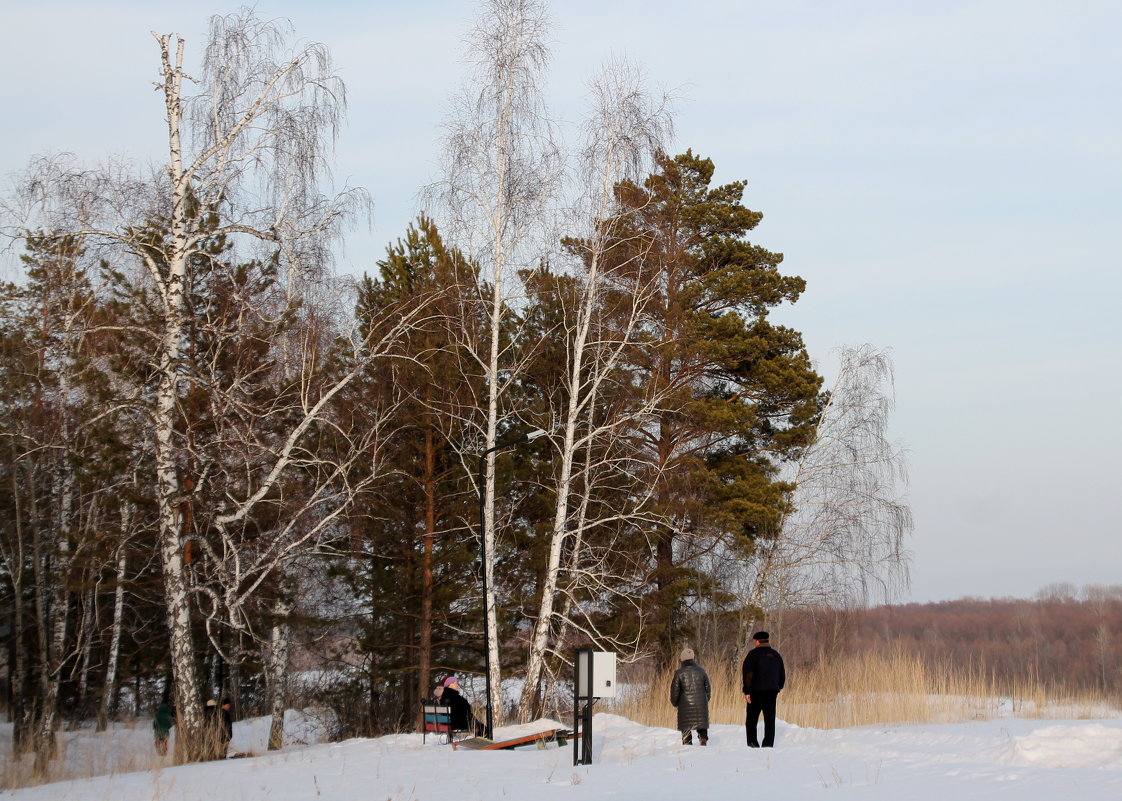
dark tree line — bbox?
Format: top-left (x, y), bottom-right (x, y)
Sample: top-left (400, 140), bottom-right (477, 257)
top-left (775, 586), bottom-right (1122, 696)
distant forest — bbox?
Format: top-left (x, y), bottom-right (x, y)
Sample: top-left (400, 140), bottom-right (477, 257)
top-left (777, 585), bottom-right (1122, 696)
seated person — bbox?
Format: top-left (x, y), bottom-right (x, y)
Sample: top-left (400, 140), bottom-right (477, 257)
top-left (440, 676), bottom-right (486, 737)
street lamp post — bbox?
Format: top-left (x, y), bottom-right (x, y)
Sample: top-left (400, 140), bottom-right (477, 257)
top-left (477, 428), bottom-right (547, 740)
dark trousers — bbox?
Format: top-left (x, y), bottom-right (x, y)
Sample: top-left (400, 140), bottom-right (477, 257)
top-left (681, 727), bottom-right (708, 745)
top-left (746, 691), bottom-right (779, 747)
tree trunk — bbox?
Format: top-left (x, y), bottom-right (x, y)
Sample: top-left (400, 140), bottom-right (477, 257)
top-left (97, 541), bottom-right (128, 732)
top-left (32, 448), bottom-right (74, 773)
top-left (266, 596), bottom-right (292, 751)
top-left (482, 287), bottom-right (503, 726)
top-left (10, 579), bottom-right (30, 755)
top-left (226, 632), bottom-right (242, 711)
top-left (438, 0), bottom-right (557, 730)
top-left (418, 426), bottom-right (436, 725)
top-left (519, 398), bottom-right (578, 721)
top-left (32, 558), bottom-right (66, 774)
top-left (74, 584), bottom-right (97, 727)
top-left (155, 34), bottom-right (207, 763)
top-left (7, 443), bottom-right (31, 755)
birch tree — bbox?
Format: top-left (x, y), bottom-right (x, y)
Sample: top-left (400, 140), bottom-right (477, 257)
top-left (432, 0), bottom-right (561, 724)
top-left (516, 62), bottom-right (671, 720)
top-left (96, 504), bottom-right (133, 732)
top-left (742, 345), bottom-right (911, 623)
top-left (1, 11), bottom-right (409, 761)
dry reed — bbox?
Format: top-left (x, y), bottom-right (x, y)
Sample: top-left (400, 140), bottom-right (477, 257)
top-left (3, 655), bottom-right (1115, 791)
top-left (607, 649), bottom-right (1117, 730)
top-left (0, 720), bottom-right (172, 791)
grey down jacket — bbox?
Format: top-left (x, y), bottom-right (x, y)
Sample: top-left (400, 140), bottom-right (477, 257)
top-left (669, 660), bottom-right (711, 730)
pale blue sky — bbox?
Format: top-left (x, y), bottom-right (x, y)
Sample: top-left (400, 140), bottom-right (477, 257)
top-left (2, 0), bottom-right (1120, 603)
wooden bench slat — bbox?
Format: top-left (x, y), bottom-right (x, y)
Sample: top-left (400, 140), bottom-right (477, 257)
top-left (452, 729), bottom-right (575, 751)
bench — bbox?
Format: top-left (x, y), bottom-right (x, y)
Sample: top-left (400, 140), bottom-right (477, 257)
top-left (421, 701), bottom-right (470, 744)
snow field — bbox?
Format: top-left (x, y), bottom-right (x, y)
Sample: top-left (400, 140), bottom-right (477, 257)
top-left (3, 709), bottom-right (1122, 800)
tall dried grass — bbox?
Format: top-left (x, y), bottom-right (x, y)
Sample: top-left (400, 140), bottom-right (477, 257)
top-left (608, 649), bottom-right (1115, 730)
top-left (0, 720), bottom-right (172, 791)
top-left (3, 653), bottom-right (1114, 791)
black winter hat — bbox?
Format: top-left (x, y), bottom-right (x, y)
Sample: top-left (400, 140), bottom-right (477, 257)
top-left (752, 631), bottom-right (770, 642)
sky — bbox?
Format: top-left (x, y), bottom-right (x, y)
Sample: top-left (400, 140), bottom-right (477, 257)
top-left (5, 711), bottom-right (1122, 799)
top-left (1, 0), bottom-right (1119, 604)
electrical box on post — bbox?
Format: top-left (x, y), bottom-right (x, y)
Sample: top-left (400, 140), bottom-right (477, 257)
top-left (573, 649), bottom-right (617, 766)
top-left (575, 650), bottom-right (616, 699)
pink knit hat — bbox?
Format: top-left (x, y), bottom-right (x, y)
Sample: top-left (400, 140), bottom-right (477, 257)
top-left (442, 676), bottom-right (458, 688)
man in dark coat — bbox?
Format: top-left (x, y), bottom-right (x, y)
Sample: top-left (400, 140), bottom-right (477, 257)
top-left (440, 676), bottom-right (486, 737)
top-left (741, 631), bottom-right (785, 748)
top-left (670, 647), bottom-right (711, 745)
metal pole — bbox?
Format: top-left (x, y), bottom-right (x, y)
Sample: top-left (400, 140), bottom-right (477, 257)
top-left (583, 653), bottom-right (594, 765)
top-left (572, 650), bottom-right (581, 767)
top-left (574, 648), bottom-right (595, 766)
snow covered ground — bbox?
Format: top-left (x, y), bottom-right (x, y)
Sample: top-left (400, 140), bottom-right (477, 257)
top-left (3, 710), bottom-right (1121, 799)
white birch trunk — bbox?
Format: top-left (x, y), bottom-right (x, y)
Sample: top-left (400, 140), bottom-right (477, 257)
top-left (517, 65), bottom-right (668, 720)
top-left (33, 265), bottom-right (81, 771)
top-left (442, 0), bottom-right (558, 728)
top-left (97, 538), bottom-right (128, 731)
top-left (518, 404), bottom-right (578, 720)
top-left (482, 253), bottom-right (504, 723)
top-left (518, 245), bottom-right (596, 720)
top-left (75, 584), bottom-right (96, 723)
top-left (6, 441), bottom-right (31, 754)
top-left (154, 34), bottom-right (206, 760)
top-left (266, 596), bottom-right (293, 751)
top-left (32, 472), bottom-right (71, 772)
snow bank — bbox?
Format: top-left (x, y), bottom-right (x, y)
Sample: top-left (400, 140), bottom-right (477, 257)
top-left (1009, 723), bottom-right (1122, 769)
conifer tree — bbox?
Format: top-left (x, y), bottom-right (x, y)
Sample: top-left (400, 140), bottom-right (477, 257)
top-left (338, 216), bottom-right (484, 729)
top-left (600, 150), bottom-right (823, 654)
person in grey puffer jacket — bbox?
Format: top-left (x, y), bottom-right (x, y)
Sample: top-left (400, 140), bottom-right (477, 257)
top-left (670, 647), bottom-right (711, 745)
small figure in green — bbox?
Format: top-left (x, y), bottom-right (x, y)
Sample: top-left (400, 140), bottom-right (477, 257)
top-left (153, 703), bottom-right (173, 755)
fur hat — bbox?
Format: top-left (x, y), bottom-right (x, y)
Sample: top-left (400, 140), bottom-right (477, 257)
top-left (442, 675), bottom-right (459, 688)
top-left (205, 699), bottom-right (217, 707)
top-left (752, 631), bottom-right (770, 643)
top-left (679, 647), bottom-right (695, 661)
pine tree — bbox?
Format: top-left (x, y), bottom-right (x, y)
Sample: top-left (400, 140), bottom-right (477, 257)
top-left (337, 217), bottom-right (484, 731)
top-left (599, 150), bottom-right (823, 655)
